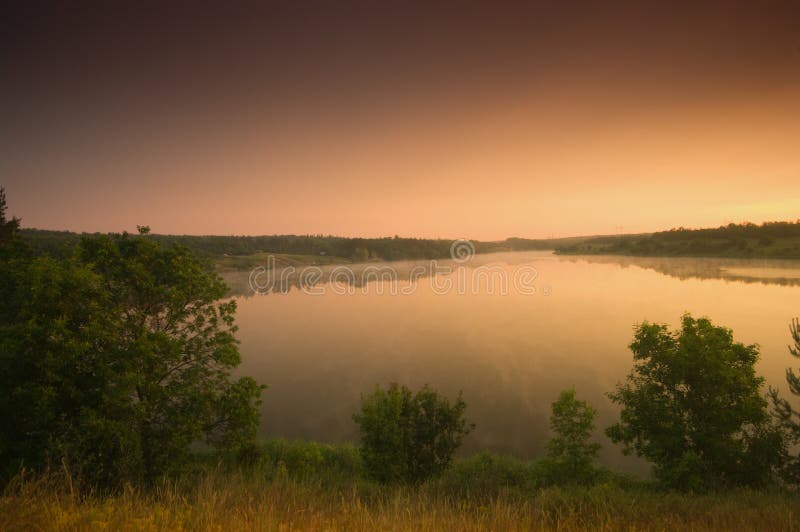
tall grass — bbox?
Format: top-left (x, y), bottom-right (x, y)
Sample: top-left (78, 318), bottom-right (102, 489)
top-left (2, 440), bottom-right (798, 531)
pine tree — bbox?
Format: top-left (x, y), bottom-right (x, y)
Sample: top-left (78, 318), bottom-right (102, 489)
top-left (0, 187), bottom-right (21, 243)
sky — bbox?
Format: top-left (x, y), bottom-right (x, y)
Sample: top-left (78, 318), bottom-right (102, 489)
top-left (2, 2), bottom-right (799, 240)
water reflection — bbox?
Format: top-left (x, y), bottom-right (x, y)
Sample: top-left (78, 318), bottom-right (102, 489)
top-left (221, 252), bottom-right (554, 297)
top-left (229, 251), bottom-right (800, 476)
top-left (222, 252), bottom-right (800, 298)
top-left (558, 254), bottom-right (800, 286)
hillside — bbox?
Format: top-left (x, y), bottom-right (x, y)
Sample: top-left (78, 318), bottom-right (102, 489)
top-left (555, 221), bottom-right (800, 259)
top-left (18, 229), bottom-right (593, 264)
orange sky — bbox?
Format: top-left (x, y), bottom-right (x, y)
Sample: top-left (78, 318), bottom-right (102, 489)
top-left (2, 3), bottom-right (799, 240)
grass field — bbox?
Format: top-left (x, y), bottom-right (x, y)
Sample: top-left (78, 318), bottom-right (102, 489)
top-left (2, 440), bottom-right (798, 531)
top-left (3, 471), bottom-right (797, 531)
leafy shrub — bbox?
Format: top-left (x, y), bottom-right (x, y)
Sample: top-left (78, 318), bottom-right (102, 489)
top-left (258, 440), bottom-right (362, 482)
top-left (235, 441), bottom-right (266, 467)
top-left (353, 383), bottom-right (473, 483)
top-left (546, 389), bottom-right (601, 484)
top-left (437, 452), bottom-right (531, 497)
top-left (437, 452), bottom-right (635, 498)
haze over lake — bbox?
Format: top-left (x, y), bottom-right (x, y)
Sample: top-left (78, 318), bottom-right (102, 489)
top-left (228, 251), bottom-right (800, 474)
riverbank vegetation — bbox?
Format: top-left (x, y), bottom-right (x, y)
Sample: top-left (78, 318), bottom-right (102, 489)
top-left (556, 221), bottom-right (800, 259)
top-left (21, 220), bottom-right (800, 266)
top-left (17, 228), bottom-right (588, 265)
top-left (3, 189), bottom-right (800, 529)
top-left (3, 448), bottom-right (799, 531)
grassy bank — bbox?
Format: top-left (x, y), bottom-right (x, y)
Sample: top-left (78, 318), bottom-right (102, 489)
top-left (5, 473), bottom-right (798, 531)
top-left (3, 440), bottom-right (798, 531)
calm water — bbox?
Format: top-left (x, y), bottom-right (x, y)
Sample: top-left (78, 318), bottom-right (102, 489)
top-left (227, 251), bottom-right (800, 474)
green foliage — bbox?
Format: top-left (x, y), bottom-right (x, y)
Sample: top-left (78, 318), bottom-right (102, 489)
top-left (0, 255), bottom-right (125, 483)
top-left (434, 452), bottom-right (632, 499)
top-left (20, 230), bottom-right (471, 262)
top-left (351, 246), bottom-right (370, 262)
top-left (556, 220), bottom-right (800, 259)
top-left (769, 318), bottom-right (800, 483)
top-left (222, 440), bottom-right (634, 500)
top-left (353, 383), bottom-right (473, 483)
top-left (19, 228), bottom-right (591, 264)
top-left (0, 231), bottom-right (264, 487)
top-left (436, 452), bottom-right (533, 497)
top-left (253, 440), bottom-right (362, 483)
top-left (606, 314), bottom-right (786, 490)
top-left (546, 389), bottom-right (601, 483)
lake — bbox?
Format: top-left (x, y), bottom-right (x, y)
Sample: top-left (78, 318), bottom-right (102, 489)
top-left (225, 251), bottom-right (800, 475)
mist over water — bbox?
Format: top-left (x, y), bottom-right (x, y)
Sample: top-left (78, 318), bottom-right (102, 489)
top-left (231, 251), bottom-right (800, 475)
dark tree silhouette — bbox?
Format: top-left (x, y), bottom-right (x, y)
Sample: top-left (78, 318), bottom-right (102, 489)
top-left (769, 318), bottom-right (800, 483)
top-left (0, 187), bottom-right (21, 244)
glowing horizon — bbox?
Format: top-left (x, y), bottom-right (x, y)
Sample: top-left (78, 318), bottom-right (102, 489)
top-left (3, 4), bottom-right (799, 240)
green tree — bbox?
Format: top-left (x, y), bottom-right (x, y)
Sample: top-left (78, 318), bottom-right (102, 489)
top-left (0, 254), bottom-right (124, 483)
top-left (0, 232), bottom-right (264, 486)
top-left (546, 389), bottom-right (600, 482)
top-left (606, 314), bottom-right (785, 490)
top-left (353, 383), bottom-right (473, 483)
top-left (769, 318), bottom-right (800, 483)
top-left (352, 246), bottom-right (369, 262)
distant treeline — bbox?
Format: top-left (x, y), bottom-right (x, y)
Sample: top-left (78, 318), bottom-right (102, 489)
top-left (19, 229), bottom-right (590, 262)
top-left (556, 221), bottom-right (800, 259)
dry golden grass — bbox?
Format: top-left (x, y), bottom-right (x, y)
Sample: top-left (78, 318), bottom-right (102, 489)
top-left (2, 468), bottom-right (798, 532)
